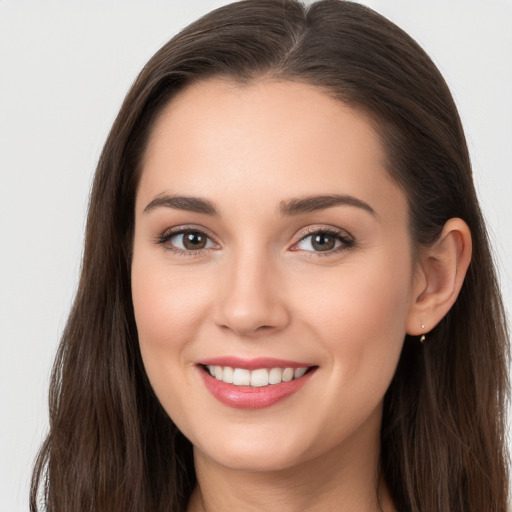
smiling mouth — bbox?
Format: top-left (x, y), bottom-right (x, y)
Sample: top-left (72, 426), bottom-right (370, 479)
top-left (201, 364), bottom-right (316, 387)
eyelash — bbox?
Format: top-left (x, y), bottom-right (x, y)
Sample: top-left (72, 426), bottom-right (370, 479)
top-left (293, 226), bottom-right (355, 258)
top-left (156, 226), bottom-right (217, 258)
top-left (156, 226), bottom-right (355, 258)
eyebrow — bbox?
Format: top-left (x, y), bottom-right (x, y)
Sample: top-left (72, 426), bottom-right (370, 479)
top-left (278, 194), bottom-right (376, 217)
top-left (143, 195), bottom-right (219, 215)
top-left (143, 193), bottom-right (376, 217)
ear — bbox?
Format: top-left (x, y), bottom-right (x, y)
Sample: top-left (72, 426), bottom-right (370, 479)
top-left (406, 218), bottom-right (472, 336)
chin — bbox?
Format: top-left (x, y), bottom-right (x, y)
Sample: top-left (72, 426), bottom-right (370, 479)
top-left (191, 426), bottom-right (317, 473)
top-left (203, 447), bottom-right (303, 473)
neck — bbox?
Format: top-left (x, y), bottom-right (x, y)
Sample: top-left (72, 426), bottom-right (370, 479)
top-left (186, 412), bottom-right (395, 512)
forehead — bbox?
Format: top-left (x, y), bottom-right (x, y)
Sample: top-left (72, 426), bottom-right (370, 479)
top-left (138, 79), bottom-right (406, 222)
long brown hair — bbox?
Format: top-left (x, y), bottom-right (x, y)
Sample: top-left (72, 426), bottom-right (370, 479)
top-left (31, 1), bottom-right (509, 511)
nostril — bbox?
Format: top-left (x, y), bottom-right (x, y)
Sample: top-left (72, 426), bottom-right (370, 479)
top-left (255, 325), bottom-right (274, 332)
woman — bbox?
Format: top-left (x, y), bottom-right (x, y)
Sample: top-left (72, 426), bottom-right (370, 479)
top-left (30, 1), bottom-right (509, 511)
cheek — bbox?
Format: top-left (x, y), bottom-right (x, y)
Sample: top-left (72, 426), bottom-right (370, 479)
top-left (293, 250), bottom-right (413, 395)
top-left (132, 254), bottom-right (207, 342)
top-left (130, 255), bottom-right (218, 433)
top-left (344, 266), bottom-right (410, 338)
top-left (130, 249), bottom-right (214, 393)
top-left (295, 256), bottom-right (411, 341)
top-left (278, 256), bottom-right (412, 454)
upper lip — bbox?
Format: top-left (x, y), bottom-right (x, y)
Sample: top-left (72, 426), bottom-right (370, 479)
top-left (196, 356), bottom-right (315, 371)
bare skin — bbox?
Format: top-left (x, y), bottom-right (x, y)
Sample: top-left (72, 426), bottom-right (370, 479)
top-left (131, 79), bottom-right (471, 512)
top-left (186, 405), bottom-right (395, 512)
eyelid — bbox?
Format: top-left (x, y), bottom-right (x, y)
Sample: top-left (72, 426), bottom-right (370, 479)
top-left (155, 224), bottom-right (355, 257)
top-left (156, 225), bottom-right (220, 256)
top-left (290, 225), bottom-right (355, 255)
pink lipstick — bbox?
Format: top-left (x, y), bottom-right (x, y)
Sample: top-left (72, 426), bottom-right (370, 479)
top-left (197, 357), bottom-right (317, 409)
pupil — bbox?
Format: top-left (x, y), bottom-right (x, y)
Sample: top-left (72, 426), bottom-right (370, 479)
top-left (312, 233), bottom-right (335, 251)
top-left (183, 231), bottom-right (206, 250)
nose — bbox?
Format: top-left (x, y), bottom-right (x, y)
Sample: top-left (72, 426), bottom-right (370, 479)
top-left (213, 248), bottom-right (290, 337)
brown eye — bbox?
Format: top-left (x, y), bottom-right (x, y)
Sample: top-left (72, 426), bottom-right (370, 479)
top-left (182, 231), bottom-right (207, 250)
top-left (295, 229), bottom-right (354, 254)
top-left (311, 233), bottom-right (336, 251)
top-left (161, 229), bottom-right (216, 252)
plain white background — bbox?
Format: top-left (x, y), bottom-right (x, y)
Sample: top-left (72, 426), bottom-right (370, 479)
top-left (1, 1), bottom-right (511, 510)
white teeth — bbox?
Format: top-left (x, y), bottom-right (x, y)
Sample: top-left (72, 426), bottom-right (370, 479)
top-left (294, 367), bottom-right (307, 378)
top-left (206, 365), bottom-right (310, 387)
top-left (268, 367), bottom-right (283, 384)
top-left (232, 368), bottom-right (251, 386)
top-left (282, 367), bottom-right (294, 382)
top-left (222, 366), bottom-right (234, 384)
top-left (250, 368), bottom-right (269, 387)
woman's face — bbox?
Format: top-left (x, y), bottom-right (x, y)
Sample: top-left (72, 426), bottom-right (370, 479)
top-left (132, 79), bottom-right (420, 472)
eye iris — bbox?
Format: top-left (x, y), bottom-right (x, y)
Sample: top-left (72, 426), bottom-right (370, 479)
top-left (183, 231), bottom-right (206, 250)
top-left (312, 233), bottom-right (335, 251)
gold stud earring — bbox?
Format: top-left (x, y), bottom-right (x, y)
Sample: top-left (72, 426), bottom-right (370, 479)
top-left (420, 323), bottom-right (426, 343)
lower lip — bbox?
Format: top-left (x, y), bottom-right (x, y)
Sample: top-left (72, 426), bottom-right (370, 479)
top-left (198, 367), bottom-right (316, 409)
